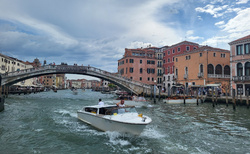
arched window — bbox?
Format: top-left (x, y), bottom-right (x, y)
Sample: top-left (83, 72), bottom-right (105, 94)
top-left (207, 64), bottom-right (214, 74)
top-left (200, 64), bottom-right (203, 73)
top-left (237, 63), bottom-right (243, 76)
top-left (224, 65), bottom-right (230, 75)
top-left (245, 62), bottom-right (250, 76)
top-left (215, 64), bottom-right (222, 74)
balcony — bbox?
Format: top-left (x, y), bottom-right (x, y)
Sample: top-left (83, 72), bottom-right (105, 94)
top-left (157, 73), bottom-right (163, 76)
top-left (198, 72), bottom-right (204, 78)
top-left (157, 64), bottom-right (163, 67)
top-left (207, 74), bottom-right (230, 78)
top-left (184, 74), bottom-right (188, 79)
top-left (232, 76), bottom-right (250, 82)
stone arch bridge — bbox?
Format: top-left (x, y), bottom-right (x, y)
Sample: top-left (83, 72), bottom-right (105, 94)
top-left (0, 65), bottom-right (156, 96)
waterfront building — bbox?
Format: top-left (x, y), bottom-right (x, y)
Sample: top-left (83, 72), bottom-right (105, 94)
top-left (174, 46), bottom-right (230, 91)
top-left (0, 53), bottom-right (35, 87)
top-left (229, 34), bottom-right (250, 96)
top-left (163, 41), bottom-right (199, 94)
top-left (56, 74), bottom-right (66, 89)
top-left (118, 47), bottom-right (157, 85)
top-left (155, 47), bottom-right (166, 90)
top-left (43, 74), bottom-right (56, 88)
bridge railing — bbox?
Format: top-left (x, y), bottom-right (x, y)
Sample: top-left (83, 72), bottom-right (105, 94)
top-left (1, 64), bottom-right (151, 89)
top-left (1, 65), bottom-right (57, 77)
top-left (87, 66), bottom-right (151, 89)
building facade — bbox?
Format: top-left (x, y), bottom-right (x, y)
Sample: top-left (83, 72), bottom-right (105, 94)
top-left (229, 34), bottom-right (250, 96)
top-left (163, 41), bottom-right (200, 94)
top-left (174, 46), bottom-right (230, 91)
top-left (118, 47), bottom-right (157, 85)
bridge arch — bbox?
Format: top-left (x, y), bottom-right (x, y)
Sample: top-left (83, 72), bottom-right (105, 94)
top-left (1, 65), bottom-right (152, 95)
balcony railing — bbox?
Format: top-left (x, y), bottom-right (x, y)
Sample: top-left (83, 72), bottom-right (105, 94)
top-left (232, 76), bottom-right (250, 82)
top-left (184, 74), bottom-right (188, 79)
top-left (157, 64), bottom-right (163, 67)
top-left (157, 73), bottom-right (163, 76)
top-left (198, 72), bottom-right (204, 78)
top-left (207, 74), bottom-right (230, 78)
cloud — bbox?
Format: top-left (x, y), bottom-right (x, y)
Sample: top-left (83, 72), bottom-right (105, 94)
top-left (215, 21), bottom-right (225, 26)
top-left (195, 4), bottom-right (228, 18)
top-left (0, 0), bottom-right (183, 73)
top-left (236, 0), bottom-right (249, 4)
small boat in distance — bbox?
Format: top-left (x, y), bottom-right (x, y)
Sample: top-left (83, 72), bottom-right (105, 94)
top-left (71, 87), bottom-right (78, 95)
top-left (163, 95), bottom-right (198, 104)
top-left (77, 105), bottom-right (152, 135)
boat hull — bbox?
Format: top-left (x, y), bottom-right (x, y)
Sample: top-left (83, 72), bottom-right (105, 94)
top-left (77, 111), bottom-right (148, 135)
top-left (163, 98), bottom-right (198, 104)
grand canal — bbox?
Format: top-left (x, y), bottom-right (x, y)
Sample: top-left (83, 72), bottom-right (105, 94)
top-left (0, 89), bottom-right (250, 153)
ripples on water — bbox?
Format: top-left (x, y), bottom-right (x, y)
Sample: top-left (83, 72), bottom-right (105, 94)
top-left (0, 89), bottom-right (250, 153)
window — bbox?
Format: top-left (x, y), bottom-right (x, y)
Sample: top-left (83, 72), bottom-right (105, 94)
top-left (178, 47), bottom-right (181, 52)
top-left (213, 53), bottom-right (216, 57)
top-left (200, 64), bottom-right (203, 73)
top-left (192, 82), bottom-right (195, 85)
top-left (224, 65), bottom-right (230, 75)
top-left (173, 57), bottom-right (174, 62)
top-left (129, 67), bottom-right (133, 73)
top-left (245, 62), bottom-right (250, 76)
top-left (140, 68), bottom-right (143, 73)
top-left (245, 43), bottom-right (250, 54)
top-left (163, 60), bottom-right (165, 63)
top-left (140, 77), bottom-right (142, 81)
top-left (168, 58), bottom-right (170, 62)
top-left (129, 59), bottom-right (134, 63)
top-left (176, 58), bottom-right (178, 62)
top-left (147, 68), bottom-right (151, 74)
top-left (148, 77), bottom-right (150, 81)
top-left (172, 49), bottom-right (175, 54)
top-left (168, 67), bottom-right (170, 73)
top-left (208, 64), bottom-right (214, 74)
top-left (237, 63), bottom-right (243, 76)
top-left (140, 60), bottom-right (142, 64)
top-left (152, 78), bottom-right (154, 81)
top-left (200, 53), bottom-right (202, 57)
top-left (126, 59), bottom-right (128, 63)
top-left (185, 55), bottom-right (191, 60)
top-left (163, 53), bottom-right (165, 56)
top-left (237, 45), bottom-right (243, 55)
top-left (151, 69), bottom-right (155, 74)
top-left (215, 64), bottom-right (222, 75)
top-left (194, 47), bottom-right (197, 50)
top-left (221, 53), bottom-right (225, 58)
top-left (168, 51), bottom-right (170, 55)
top-left (186, 46), bottom-right (190, 51)
top-left (176, 68), bottom-right (178, 77)
top-left (130, 77), bottom-right (133, 80)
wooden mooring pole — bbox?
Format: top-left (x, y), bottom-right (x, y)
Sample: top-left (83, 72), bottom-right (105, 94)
top-left (233, 89), bottom-right (236, 110)
top-left (212, 88), bottom-right (215, 107)
top-left (226, 88), bottom-right (228, 107)
top-left (196, 89), bottom-right (199, 106)
top-left (247, 89), bottom-right (249, 109)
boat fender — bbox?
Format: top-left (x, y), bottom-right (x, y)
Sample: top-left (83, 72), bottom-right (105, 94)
top-left (138, 113), bottom-right (143, 117)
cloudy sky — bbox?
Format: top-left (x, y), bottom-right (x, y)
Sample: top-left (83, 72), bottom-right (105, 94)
top-left (0, 0), bottom-right (250, 79)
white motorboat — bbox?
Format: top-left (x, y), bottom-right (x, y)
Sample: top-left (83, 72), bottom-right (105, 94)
top-left (77, 105), bottom-right (152, 135)
top-left (163, 96), bottom-right (202, 104)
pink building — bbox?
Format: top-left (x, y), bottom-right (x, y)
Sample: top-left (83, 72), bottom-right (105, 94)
top-left (229, 35), bottom-right (250, 96)
top-left (163, 41), bottom-right (199, 93)
top-left (118, 47), bottom-right (158, 85)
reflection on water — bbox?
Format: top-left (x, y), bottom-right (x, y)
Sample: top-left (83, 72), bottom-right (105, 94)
top-left (0, 89), bottom-right (250, 153)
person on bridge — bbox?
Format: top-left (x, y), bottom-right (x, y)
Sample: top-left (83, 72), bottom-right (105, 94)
top-left (98, 99), bottom-right (105, 106)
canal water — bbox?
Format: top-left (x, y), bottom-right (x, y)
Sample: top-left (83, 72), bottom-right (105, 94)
top-left (0, 89), bottom-right (250, 154)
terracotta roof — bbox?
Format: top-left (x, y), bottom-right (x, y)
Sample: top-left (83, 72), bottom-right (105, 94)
top-left (174, 45), bottom-right (229, 57)
top-left (229, 34), bottom-right (250, 45)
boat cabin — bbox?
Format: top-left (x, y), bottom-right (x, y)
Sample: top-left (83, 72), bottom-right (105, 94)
top-left (83, 105), bottom-right (136, 115)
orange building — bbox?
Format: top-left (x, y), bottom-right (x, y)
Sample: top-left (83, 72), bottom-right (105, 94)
top-left (118, 47), bottom-right (157, 85)
top-left (174, 46), bottom-right (230, 90)
top-left (229, 34), bottom-right (250, 96)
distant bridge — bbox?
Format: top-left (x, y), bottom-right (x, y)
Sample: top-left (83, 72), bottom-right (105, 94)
top-left (0, 65), bottom-right (156, 95)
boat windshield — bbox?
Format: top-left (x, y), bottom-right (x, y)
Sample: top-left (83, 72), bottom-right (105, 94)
top-left (105, 106), bottom-right (137, 115)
